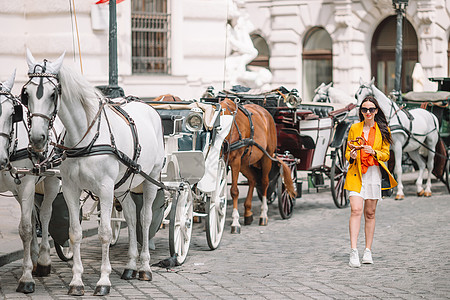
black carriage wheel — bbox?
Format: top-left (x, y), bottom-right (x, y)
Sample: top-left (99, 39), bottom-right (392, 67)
top-left (445, 149), bottom-right (450, 193)
top-left (54, 241), bottom-right (73, 262)
top-left (330, 143), bottom-right (349, 208)
top-left (277, 164), bottom-right (296, 219)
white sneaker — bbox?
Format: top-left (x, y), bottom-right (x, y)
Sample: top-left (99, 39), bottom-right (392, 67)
top-left (362, 248), bottom-right (373, 264)
top-left (349, 249), bottom-right (361, 267)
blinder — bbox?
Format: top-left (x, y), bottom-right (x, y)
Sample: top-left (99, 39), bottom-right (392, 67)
top-left (13, 103), bottom-right (23, 123)
top-left (20, 86), bottom-right (28, 107)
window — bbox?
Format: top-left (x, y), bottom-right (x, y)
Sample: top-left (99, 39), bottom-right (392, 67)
top-left (248, 34), bottom-right (270, 69)
top-left (131, 0), bottom-right (170, 74)
top-left (371, 16), bottom-right (418, 94)
top-left (302, 27), bottom-right (332, 102)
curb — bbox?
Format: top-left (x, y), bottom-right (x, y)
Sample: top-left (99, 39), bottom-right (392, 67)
top-left (0, 226), bottom-right (99, 268)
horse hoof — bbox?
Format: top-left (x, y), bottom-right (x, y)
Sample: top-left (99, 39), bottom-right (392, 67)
top-left (417, 190), bottom-right (425, 197)
top-left (231, 226), bottom-right (241, 234)
top-left (139, 271), bottom-right (153, 281)
top-left (16, 281), bottom-right (35, 294)
top-left (35, 263), bottom-right (51, 277)
top-left (93, 285), bottom-right (110, 296)
top-left (244, 215), bottom-right (253, 225)
top-left (395, 194), bottom-right (404, 200)
top-left (121, 269), bottom-right (137, 280)
top-left (259, 217), bottom-right (268, 226)
top-left (68, 285), bottom-right (85, 296)
top-left (424, 191), bottom-right (432, 197)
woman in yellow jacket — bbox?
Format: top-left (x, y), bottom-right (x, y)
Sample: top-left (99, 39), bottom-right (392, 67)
top-left (344, 95), bottom-right (397, 267)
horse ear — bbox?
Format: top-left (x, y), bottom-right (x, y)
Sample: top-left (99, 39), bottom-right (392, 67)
top-left (50, 51), bottom-right (66, 74)
top-left (26, 48), bottom-right (37, 69)
top-left (3, 69), bottom-right (16, 91)
top-left (370, 77), bottom-right (375, 85)
top-left (325, 82), bottom-right (333, 90)
top-left (314, 83), bottom-right (325, 93)
top-left (359, 77), bottom-right (364, 85)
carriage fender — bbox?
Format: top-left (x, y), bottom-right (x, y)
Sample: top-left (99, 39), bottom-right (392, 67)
top-left (197, 115), bottom-right (233, 193)
top-left (330, 120), bottom-right (353, 148)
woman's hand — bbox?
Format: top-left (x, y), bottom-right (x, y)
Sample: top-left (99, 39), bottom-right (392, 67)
top-left (350, 149), bottom-right (357, 159)
top-left (362, 145), bottom-right (376, 155)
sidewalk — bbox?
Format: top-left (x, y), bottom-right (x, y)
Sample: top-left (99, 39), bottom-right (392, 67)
top-left (0, 193), bottom-right (99, 267)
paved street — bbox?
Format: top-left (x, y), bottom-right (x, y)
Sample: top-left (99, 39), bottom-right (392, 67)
top-left (0, 173), bottom-right (449, 299)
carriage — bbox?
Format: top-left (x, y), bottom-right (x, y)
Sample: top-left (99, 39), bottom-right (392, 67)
top-left (400, 77), bottom-right (450, 192)
top-left (202, 86), bottom-right (356, 210)
top-left (17, 92), bottom-right (231, 267)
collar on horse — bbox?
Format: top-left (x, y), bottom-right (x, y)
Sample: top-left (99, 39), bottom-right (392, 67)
top-left (225, 101), bottom-right (279, 163)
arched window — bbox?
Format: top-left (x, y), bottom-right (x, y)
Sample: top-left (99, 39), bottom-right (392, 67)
top-left (302, 27), bottom-right (332, 102)
top-left (248, 34), bottom-right (270, 69)
top-left (371, 16), bottom-right (418, 94)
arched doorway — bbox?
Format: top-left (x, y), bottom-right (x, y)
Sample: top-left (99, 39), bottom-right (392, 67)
top-left (371, 16), bottom-right (418, 94)
top-left (249, 33), bottom-right (270, 69)
top-left (302, 27), bottom-right (332, 102)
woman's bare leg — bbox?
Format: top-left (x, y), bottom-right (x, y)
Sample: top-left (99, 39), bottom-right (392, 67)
top-left (349, 196), bottom-right (364, 249)
top-left (364, 199), bottom-right (378, 250)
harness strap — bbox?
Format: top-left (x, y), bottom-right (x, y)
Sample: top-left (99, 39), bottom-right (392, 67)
top-left (64, 144), bottom-right (168, 190)
top-left (228, 103), bottom-right (279, 163)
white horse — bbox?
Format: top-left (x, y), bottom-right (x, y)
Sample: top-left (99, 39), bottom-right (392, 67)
top-left (0, 70), bottom-right (61, 294)
top-left (23, 49), bottom-right (165, 296)
top-left (355, 78), bottom-right (440, 200)
top-left (312, 82), bottom-right (357, 105)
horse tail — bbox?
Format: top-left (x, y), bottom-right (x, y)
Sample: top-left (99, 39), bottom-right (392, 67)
top-left (277, 158), bottom-right (296, 198)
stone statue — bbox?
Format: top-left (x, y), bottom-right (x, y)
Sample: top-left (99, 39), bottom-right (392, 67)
top-left (225, 0), bottom-right (272, 89)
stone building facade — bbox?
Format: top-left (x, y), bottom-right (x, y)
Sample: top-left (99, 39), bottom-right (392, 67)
top-left (0, 0), bottom-right (449, 101)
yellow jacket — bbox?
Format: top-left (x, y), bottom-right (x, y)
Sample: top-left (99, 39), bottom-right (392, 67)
top-left (344, 121), bottom-right (397, 192)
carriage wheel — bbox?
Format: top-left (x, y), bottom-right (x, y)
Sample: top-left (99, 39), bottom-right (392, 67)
top-left (277, 162), bottom-right (297, 219)
top-left (330, 143), bottom-right (349, 208)
top-left (54, 241), bottom-right (73, 262)
top-left (444, 149), bottom-right (450, 193)
top-left (206, 158), bottom-right (228, 250)
top-left (169, 182), bottom-right (193, 265)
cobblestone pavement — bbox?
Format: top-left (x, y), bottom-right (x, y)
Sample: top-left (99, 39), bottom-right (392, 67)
top-left (0, 176), bottom-right (449, 299)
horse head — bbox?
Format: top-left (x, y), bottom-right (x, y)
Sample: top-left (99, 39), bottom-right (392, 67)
top-left (23, 49), bottom-right (65, 152)
top-left (0, 70), bottom-right (24, 169)
top-left (312, 82), bottom-right (332, 102)
top-left (355, 77), bottom-right (376, 106)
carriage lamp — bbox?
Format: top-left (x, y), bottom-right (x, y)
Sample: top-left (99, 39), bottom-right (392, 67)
top-left (286, 89), bottom-right (301, 109)
top-left (186, 107), bottom-right (204, 132)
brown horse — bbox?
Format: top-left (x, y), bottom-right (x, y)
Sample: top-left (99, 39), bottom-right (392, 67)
top-left (220, 98), bottom-right (296, 233)
top-left (154, 94), bottom-right (181, 102)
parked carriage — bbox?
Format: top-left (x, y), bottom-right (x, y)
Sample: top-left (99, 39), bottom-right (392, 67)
top-left (400, 77), bottom-right (450, 192)
top-left (202, 86), bottom-right (356, 209)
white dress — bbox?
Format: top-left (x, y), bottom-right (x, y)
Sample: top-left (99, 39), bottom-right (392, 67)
top-left (348, 165), bottom-right (382, 201)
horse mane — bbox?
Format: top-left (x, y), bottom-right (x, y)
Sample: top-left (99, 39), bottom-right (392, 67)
top-left (369, 83), bottom-right (399, 110)
top-left (58, 64), bottom-right (104, 124)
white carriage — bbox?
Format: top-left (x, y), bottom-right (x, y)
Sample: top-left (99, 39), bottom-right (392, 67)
top-left (129, 100), bottom-right (232, 264)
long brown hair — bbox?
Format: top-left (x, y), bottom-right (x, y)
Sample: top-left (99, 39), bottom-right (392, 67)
top-left (359, 95), bottom-right (393, 144)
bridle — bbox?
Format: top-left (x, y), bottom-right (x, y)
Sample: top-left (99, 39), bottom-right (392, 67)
top-left (20, 59), bottom-right (61, 133)
top-left (316, 89), bottom-right (330, 103)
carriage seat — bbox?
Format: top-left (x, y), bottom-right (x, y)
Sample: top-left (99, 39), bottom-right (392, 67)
top-left (402, 91), bottom-right (450, 103)
top-left (298, 103), bottom-right (334, 118)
